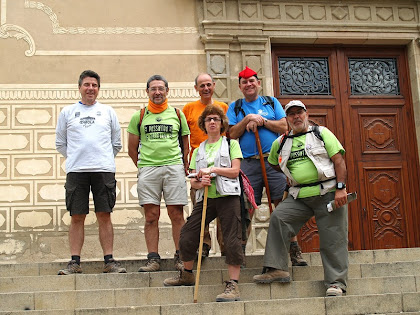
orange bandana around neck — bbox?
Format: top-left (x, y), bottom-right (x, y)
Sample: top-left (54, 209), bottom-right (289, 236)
top-left (148, 99), bottom-right (168, 114)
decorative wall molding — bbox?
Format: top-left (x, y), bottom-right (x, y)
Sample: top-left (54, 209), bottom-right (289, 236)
top-left (25, 1), bottom-right (198, 35)
top-left (0, 83), bottom-right (198, 102)
top-left (202, 1), bottom-right (418, 25)
top-left (0, 24), bottom-right (35, 56)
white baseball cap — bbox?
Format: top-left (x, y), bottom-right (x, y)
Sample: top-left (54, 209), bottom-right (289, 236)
top-left (284, 100), bottom-right (307, 113)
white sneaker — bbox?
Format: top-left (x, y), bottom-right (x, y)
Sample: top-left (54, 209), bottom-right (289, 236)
top-left (326, 285), bottom-right (343, 296)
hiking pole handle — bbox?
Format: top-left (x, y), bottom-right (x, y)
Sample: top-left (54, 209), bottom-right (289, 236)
top-left (193, 185), bottom-right (209, 303)
top-left (254, 129), bottom-right (273, 213)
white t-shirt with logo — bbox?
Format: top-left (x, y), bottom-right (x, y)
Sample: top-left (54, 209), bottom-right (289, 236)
top-left (56, 101), bottom-right (121, 173)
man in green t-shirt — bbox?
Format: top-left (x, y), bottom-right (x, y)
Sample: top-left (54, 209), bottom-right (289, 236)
top-left (127, 75), bottom-right (190, 272)
top-left (253, 100), bottom-right (349, 298)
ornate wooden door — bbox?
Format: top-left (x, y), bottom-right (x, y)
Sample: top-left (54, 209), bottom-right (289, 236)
top-left (272, 46), bottom-right (420, 250)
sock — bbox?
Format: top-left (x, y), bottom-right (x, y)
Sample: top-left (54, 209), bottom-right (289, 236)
top-left (175, 249), bottom-right (180, 254)
top-left (104, 254), bottom-right (113, 264)
top-left (184, 268), bottom-right (193, 273)
top-left (231, 279), bottom-right (239, 284)
top-left (147, 252), bottom-right (161, 260)
top-left (71, 255), bottom-right (81, 265)
top-left (290, 241), bottom-right (298, 249)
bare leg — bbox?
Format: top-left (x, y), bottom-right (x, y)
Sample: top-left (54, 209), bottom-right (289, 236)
top-left (184, 260), bottom-right (194, 270)
top-left (69, 214), bottom-right (86, 256)
top-left (96, 212), bottom-right (114, 256)
top-left (143, 204), bottom-right (160, 253)
top-left (228, 264), bottom-right (240, 281)
top-left (167, 205), bottom-right (185, 250)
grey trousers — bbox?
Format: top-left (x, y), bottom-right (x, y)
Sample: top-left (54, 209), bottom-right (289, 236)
top-left (263, 191), bottom-right (348, 290)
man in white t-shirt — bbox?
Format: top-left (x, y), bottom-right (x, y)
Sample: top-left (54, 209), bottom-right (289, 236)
top-left (56, 70), bottom-right (125, 275)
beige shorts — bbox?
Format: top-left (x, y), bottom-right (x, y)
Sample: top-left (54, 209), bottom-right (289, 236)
top-left (137, 164), bottom-right (188, 206)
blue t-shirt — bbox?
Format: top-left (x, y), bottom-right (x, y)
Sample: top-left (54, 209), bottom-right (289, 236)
top-left (227, 96), bottom-right (286, 158)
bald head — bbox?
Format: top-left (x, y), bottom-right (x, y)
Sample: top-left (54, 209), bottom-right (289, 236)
top-left (194, 73), bottom-right (215, 104)
top-left (195, 73), bottom-right (214, 85)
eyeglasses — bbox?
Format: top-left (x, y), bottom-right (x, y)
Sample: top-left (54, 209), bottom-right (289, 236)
top-left (149, 87), bottom-right (166, 92)
top-left (204, 117), bottom-right (222, 122)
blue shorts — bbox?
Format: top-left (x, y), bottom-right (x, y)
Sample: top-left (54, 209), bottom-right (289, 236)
top-left (241, 158), bottom-right (286, 205)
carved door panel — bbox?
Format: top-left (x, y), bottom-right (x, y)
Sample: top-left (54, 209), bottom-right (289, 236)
top-left (338, 47), bottom-right (419, 249)
top-left (272, 46), bottom-right (420, 251)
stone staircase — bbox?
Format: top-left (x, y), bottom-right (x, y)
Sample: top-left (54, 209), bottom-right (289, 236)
top-left (0, 248), bottom-right (419, 314)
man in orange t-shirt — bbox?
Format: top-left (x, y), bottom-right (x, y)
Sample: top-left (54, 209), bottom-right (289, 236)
top-left (183, 73), bottom-right (228, 257)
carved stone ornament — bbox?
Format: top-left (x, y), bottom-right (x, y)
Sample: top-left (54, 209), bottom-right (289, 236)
top-left (0, 24), bottom-right (36, 56)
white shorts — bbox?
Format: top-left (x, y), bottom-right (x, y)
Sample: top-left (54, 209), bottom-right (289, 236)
top-left (137, 164), bottom-right (188, 206)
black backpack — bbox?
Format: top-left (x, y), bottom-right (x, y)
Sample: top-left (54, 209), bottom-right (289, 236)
top-left (233, 96), bottom-right (275, 117)
top-left (277, 125), bottom-right (323, 154)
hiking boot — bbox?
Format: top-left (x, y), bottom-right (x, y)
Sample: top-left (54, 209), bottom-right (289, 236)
top-left (326, 285), bottom-right (344, 297)
top-left (289, 243), bottom-right (308, 266)
top-left (163, 270), bottom-right (195, 286)
top-left (138, 258), bottom-right (161, 272)
top-left (58, 260), bottom-right (82, 275)
top-left (174, 252), bottom-right (184, 271)
top-left (216, 280), bottom-right (240, 302)
top-left (103, 259), bottom-right (127, 273)
top-left (253, 268), bottom-right (290, 284)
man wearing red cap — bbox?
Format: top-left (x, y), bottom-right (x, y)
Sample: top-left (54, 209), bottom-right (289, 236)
top-left (227, 66), bottom-right (307, 266)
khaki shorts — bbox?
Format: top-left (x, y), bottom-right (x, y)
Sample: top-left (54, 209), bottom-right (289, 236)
top-left (137, 164), bottom-right (188, 206)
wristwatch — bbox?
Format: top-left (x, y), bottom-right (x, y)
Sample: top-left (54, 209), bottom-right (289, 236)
top-left (336, 182), bottom-right (346, 190)
top-left (264, 118), bottom-right (268, 125)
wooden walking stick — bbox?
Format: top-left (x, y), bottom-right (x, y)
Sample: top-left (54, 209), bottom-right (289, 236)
top-left (254, 128), bottom-right (273, 213)
top-left (193, 185), bottom-right (209, 303)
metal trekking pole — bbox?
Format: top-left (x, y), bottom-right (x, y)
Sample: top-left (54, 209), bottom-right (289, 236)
top-left (193, 185), bottom-right (209, 303)
top-left (254, 128), bottom-right (273, 213)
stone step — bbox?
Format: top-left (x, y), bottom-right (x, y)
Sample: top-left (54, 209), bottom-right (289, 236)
top-left (0, 275), bottom-right (418, 311)
top-left (1, 247), bottom-right (419, 277)
top-left (0, 292), bottom-right (419, 315)
top-left (1, 260), bottom-right (419, 293)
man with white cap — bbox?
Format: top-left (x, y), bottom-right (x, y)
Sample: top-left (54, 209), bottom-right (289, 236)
top-left (227, 67), bottom-right (307, 266)
top-left (253, 100), bottom-right (349, 297)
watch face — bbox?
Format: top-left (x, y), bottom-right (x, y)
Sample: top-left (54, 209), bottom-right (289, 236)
top-left (336, 182), bottom-right (345, 189)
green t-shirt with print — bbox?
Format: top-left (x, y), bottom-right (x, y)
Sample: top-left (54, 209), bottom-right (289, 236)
top-left (268, 127), bottom-right (345, 198)
top-left (190, 138), bottom-right (242, 199)
top-left (127, 106), bottom-right (190, 167)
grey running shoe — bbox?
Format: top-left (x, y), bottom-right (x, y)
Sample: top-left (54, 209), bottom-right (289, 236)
top-left (138, 258), bottom-right (161, 272)
top-left (163, 270), bottom-right (195, 286)
top-left (58, 260), bottom-right (82, 275)
top-left (253, 268), bottom-right (290, 284)
top-left (289, 243), bottom-right (308, 266)
top-left (326, 285), bottom-right (344, 297)
top-left (216, 280), bottom-right (240, 302)
top-left (103, 259), bottom-right (127, 273)
top-left (174, 252), bottom-right (184, 271)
